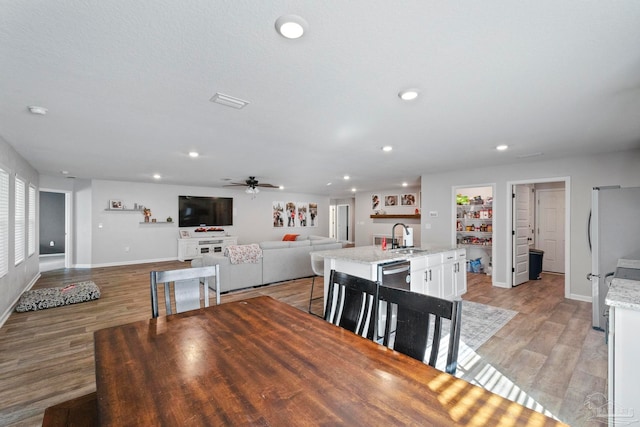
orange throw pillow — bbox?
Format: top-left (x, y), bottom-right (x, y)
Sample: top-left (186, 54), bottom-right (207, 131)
top-left (282, 234), bottom-right (299, 241)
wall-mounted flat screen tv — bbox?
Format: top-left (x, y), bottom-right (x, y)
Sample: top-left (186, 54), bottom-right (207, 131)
top-left (178, 196), bottom-right (233, 227)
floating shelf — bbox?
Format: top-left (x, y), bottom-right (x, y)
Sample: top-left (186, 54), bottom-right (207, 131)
top-left (104, 209), bottom-right (143, 212)
top-left (139, 222), bottom-right (174, 225)
top-left (369, 214), bottom-right (421, 219)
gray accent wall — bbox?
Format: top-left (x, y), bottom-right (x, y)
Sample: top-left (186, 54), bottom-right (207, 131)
top-left (39, 191), bottom-right (65, 254)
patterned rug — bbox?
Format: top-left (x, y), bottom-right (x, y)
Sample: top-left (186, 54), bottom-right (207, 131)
top-left (459, 300), bottom-right (518, 350)
top-left (15, 281), bottom-right (101, 312)
top-left (424, 300), bottom-right (518, 370)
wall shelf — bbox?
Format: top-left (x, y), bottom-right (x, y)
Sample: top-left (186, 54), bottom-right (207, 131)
top-left (104, 209), bottom-right (143, 212)
top-left (369, 214), bottom-right (421, 219)
top-left (139, 222), bottom-right (174, 225)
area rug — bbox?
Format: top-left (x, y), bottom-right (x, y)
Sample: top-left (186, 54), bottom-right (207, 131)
top-left (423, 300), bottom-right (518, 370)
top-left (15, 281), bottom-right (101, 312)
top-left (459, 300), bottom-right (518, 350)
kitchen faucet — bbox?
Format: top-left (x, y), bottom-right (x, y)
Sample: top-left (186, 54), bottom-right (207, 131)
top-left (391, 223), bottom-right (410, 249)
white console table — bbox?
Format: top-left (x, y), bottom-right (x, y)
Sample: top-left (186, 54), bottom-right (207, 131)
top-left (177, 235), bottom-right (237, 262)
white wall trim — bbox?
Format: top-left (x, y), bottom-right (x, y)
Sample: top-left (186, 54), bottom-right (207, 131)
top-left (492, 280), bottom-right (509, 289)
top-left (0, 273), bottom-right (40, 329)
top-left (80, 257), bottom-right (179, 269)
top-left (568, 293), bottom-right (592, 303)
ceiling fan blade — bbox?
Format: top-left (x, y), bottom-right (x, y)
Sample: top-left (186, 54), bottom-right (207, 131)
top-left (256, 183), bottom-right (279, 188)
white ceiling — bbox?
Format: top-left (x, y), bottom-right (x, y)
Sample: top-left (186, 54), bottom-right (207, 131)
top-left (2, 1), bottom-right (640, 197)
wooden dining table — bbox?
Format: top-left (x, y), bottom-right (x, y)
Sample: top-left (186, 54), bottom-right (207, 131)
top-left (94, 296), bottom-right (566, 426)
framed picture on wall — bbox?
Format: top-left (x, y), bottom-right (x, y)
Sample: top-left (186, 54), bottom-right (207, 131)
top-left (384, 195), bottom-right (398, 207)
top-left (109, 199), bottom-right (123, 210)
top-left (401, 193), bottom-right (417, 206)
top-left (179, 230), bottom-right (191, 239)
top-left (371, 194), bottom-right (381, 211)
top-left (309, 203), bottom-right (318, 227)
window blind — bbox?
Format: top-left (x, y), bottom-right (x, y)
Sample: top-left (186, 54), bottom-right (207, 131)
top-left (0, 168), bottom-right (8, 277)
top-left (28, 185), bottom-right (36, 256)
top-left (15, 177), bottom-right (25, 265)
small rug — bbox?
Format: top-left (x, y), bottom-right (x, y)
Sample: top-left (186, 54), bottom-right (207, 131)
top-left (15, 281), bottom-right (101, 312)
top-left (459, 301), bottom-right (518, 350)
top-left (423, 300), bottom-right (518, 370)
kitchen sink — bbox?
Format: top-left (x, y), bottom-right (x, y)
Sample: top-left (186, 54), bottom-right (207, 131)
top-left (391, 248), bottom-right (429, 255)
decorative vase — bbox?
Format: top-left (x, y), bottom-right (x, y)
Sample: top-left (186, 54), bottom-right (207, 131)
top-left (144, 216), bottom-right (150, 223)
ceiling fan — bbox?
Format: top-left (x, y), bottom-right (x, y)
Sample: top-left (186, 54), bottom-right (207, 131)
top-left (224, 176), bottom-right (278, 194)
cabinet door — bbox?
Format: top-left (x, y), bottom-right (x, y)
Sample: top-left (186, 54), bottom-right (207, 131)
top-left (410, 268), bottom-right (426, 294)
top-left (441, 262), bottom-right (455, 300)
top-left (425, 265), bottom-right (442, 297)
top-left (184, 242), bottom-right (200, 258)
top-left (454, 250), bottom-right (467, 296)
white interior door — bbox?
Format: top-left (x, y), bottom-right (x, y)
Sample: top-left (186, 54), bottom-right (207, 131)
top-left (536, 189), bottom-right (565, 273)
top-left (513, 184), bottom-right (531, 286)
top-left (336, 204), bottom-right (349, 242)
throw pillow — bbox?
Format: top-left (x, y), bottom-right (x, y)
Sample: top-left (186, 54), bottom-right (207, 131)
top-left (282, 234), bottom-right (299, 241)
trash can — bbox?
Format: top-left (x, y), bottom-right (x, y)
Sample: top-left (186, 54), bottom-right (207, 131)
top-left (529, 249), bottom-right (544, 280)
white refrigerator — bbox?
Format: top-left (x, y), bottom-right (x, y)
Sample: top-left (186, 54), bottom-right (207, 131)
top-left (589, 186), bottom-right (640, 330)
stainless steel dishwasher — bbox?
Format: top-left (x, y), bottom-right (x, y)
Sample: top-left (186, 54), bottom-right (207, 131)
top-left (376, 260), bottom-right (411, 339)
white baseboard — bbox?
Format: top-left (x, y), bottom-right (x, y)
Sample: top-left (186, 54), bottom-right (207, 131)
top-left (567, 293), bottom-right (592, 302)
top-left (75, 257), bottom-right (179, 269)
top-left (492, 280), bottom-right (509, 288)
top-left (0, 273), bottom-right (41, 329)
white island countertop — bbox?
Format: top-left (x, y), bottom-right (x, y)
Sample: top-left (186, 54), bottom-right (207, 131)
top-left (312, 245), bottom-right (457, 265)
top-left (605, 258), bottom-right (640, 311)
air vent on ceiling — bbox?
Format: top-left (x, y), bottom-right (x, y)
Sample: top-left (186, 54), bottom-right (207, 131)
top-left (210, 93), bottom-right (249, 109)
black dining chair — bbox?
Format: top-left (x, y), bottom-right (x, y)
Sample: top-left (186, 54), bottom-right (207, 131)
top-left (150, 265), bottom-right (220, 318)
top-left (324, 270), bottom-right (379, 339)
top-left (377, 285), bottom-right (462, 374)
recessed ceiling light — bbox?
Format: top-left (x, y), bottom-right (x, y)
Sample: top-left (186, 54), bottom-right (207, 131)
top-left (343, 175), bottom-right (350, 180)
top-left (326, 182), bottom-right (332, 186)
top-left (210, 93), bottom-right (249, 109)
top-left (351, 188), bottom-right (357, 192)
top-left (496, 144), bottom-right (509, 151)
top-left (279, 185), bottom-right (284, 190)
top-left (60, 170), bottom-right (69, 175)
top-left (153, 174), bottom-right (161, 180)
top-left (398, 89), bottom-right (419, 101)
top-left (382, 146), bottom-right (393, 152)
top-left (188, 151), bottom-right (199, 158)
top-left (402, 182), bottom-right (408, 187)
top-left (275, 15), bottom-right (308, 39)
top-left (28, 106), bottom-right (48, 115)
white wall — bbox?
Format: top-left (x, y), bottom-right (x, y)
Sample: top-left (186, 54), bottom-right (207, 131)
top-left (42, 179), bottom-right (332, 267)
top-left (420, 149), bottom-right (640, 300)
top-left (0, 137), bottom-right (40, 325)
top-left (354, 186), bottom-right (421, 247)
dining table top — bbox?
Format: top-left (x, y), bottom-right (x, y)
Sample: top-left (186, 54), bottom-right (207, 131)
top-left (94, 295), bottom-right (566, 426)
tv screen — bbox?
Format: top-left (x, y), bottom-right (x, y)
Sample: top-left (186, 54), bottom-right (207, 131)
top-left (179, 196), bottom-right (233, 227)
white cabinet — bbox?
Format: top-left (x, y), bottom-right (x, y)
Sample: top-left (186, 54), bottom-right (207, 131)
top-left (409, 250), bottom-right (465, 300)
top-left (454, 249), bottom-right (467, 296)
top-left (177, 236), bottom-right (237, 262)
top-left (609, 303), bottom-right (640, 425)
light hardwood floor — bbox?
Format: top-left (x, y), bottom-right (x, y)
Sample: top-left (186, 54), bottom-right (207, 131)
top-left (0, 262), bottom-right (606, 426)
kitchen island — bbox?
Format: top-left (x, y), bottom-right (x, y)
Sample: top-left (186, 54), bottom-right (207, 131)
top-left (313, 245), bottom-right (466, 301)
top-left (605, 257), bottom-right (640, 426)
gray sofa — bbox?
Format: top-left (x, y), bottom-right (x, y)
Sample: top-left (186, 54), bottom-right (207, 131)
top-left (191, 237), bottom-right (342, 292)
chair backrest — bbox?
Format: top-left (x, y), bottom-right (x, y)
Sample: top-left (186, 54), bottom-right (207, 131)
top-left (377, 285), bottom-right (462, 374)
top-left (310, 252), bottom-right (324, 276)
top-left (324, 270), bottom-right (379, 339)
top-left (150, 265), bottom-right (220, 318)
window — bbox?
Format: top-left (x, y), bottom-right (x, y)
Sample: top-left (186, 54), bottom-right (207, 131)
top-left (28, 185), bottom-right (36, 256)
top-left (15, 176), bottom-right (25, 265)
top-left (0, 168), bottom-right (8, 277)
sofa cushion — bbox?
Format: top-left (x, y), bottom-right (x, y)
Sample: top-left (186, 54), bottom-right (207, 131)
top-left (260, 241), bottom-right (291, 250)
top-left (288, 240), bottom-right (311, 248)
top-left (282, 233), bottom-right (299, 241)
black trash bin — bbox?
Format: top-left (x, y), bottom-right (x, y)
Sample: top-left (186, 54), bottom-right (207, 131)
top-left (529, 249), bottom-right (544, 280)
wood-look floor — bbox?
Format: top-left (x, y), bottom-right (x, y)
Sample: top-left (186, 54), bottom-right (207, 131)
top-left (0, 262), bottom-right (606, 426)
